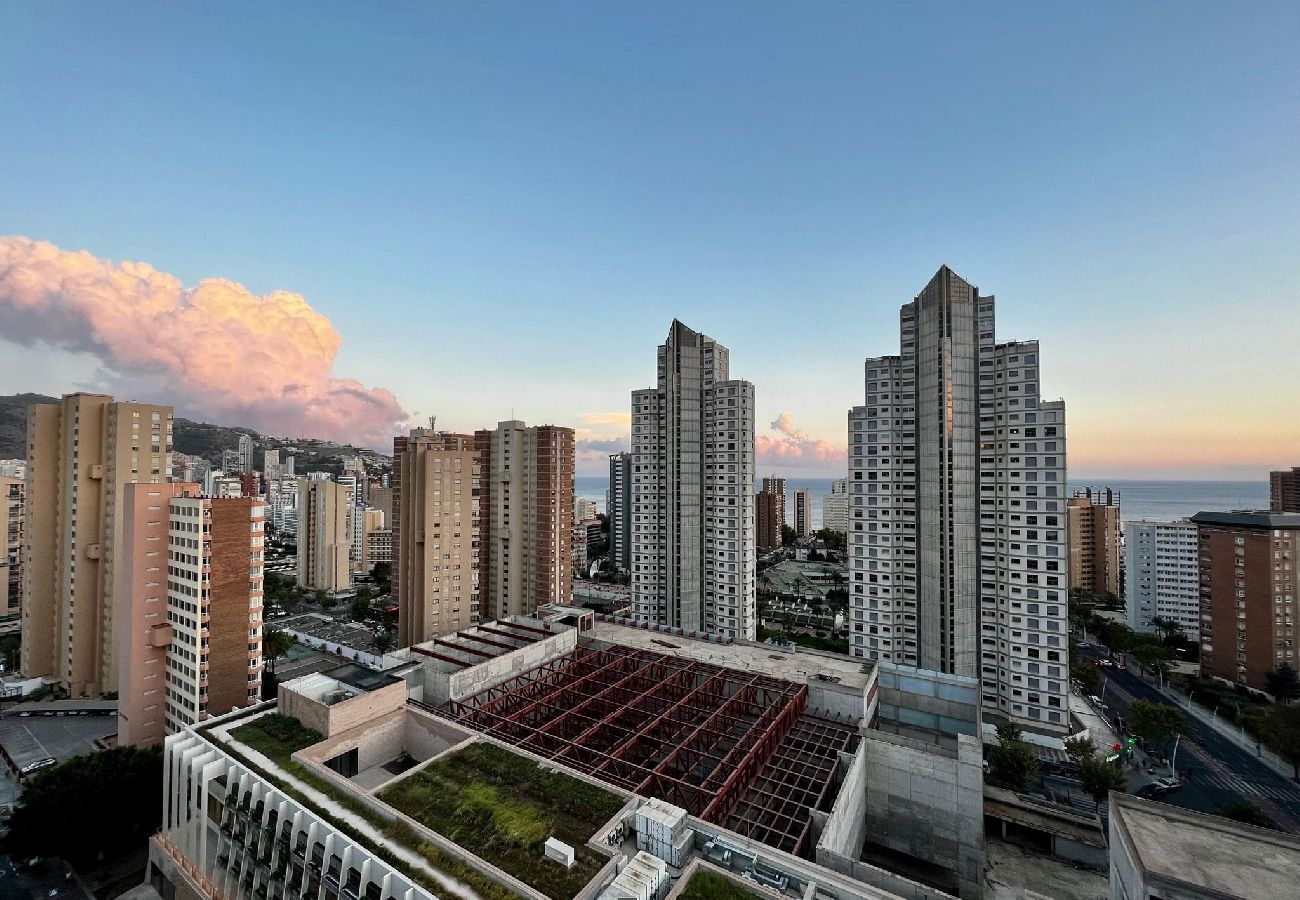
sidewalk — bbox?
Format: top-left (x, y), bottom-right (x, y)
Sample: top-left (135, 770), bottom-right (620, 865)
top-left (1131, 664), bottom-right (1298, 783)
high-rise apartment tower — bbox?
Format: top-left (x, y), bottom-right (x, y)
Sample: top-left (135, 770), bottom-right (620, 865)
top-left (630, 320), bottom-right (756, 640)
top-left (476, 421), bottom-right (574, 620)
top-left (296, 480), bottom-right (350, 593)
top-left (394, 431), bottom-right (480, 646)
top-left (22, 393), bottom-right (173, 697)
top-left (1067, 487), bottom-right (1122, 597)
top-left (848, 267), bottom-right (1069, 733)
top-left (756, 476), bottom-right (786, 552)
top-left (608, 452), bottom-right (633, 573)
top-left (793, 489), bottom-right (814, 538)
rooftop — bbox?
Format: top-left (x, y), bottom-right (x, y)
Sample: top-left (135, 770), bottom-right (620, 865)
top-left (1189, 509), bottom-right (1300, 528)
top-left (431, 638), bottom-right (861, 858)
top-left (585, 619), bottom-right (872, 691)
top-left (1111, 793), bottom-right (1300, 899)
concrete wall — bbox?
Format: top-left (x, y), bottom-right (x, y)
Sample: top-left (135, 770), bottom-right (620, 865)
top-left (297, 707), bottom-right (472, 784)
top-left (860, 730), bottom-right (985, 899)
top-left (428, 626), bottom-right (577, 704)
top-left (875, 663), bottom-right (981, 738)
top-left (277, 677), bottom-right (406, 738)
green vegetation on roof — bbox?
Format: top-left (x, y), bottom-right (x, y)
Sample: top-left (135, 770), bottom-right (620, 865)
top-left (379, 741), bottom-right (624, 899)
top-left (678, 867), bottom-right (763, 900)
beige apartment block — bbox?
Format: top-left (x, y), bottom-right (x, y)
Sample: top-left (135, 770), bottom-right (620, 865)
top-left (1067, 487), bottom-right (1122, 597)
top-left (297, 480), bottom-right (350, 592)
top-left (115, 482), bottom-right (199, 747)
top-left (22, 393), bottom-right (172, 697)
top-left (395, 432), bottom-right (480, 647)
top-left (477, 420), bottom-right (574, 621)
top-left (1, 475), bottom-right (22, 617)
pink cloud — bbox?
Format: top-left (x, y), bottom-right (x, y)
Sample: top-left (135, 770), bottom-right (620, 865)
top-left (0, 236), bottom-right (405, 447)
top-left (757, 412), bottom-right (845, 464)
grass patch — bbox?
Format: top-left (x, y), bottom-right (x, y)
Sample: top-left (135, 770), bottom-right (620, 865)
top-left (678, 868), bottom-right (762, 900)
top-left (225, 714), bottom-right (516, 900)
top-left (379, 741), bottom-right (624, 899)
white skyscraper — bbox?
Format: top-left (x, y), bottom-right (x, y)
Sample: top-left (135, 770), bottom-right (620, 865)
top-left (822, 478), bottom-right (849, 534)
top-left (630, 320), bottom-right (756, 640)
top-left (1125, 519), bottom-right (1200, 639)
top-left (849, 267), bottom-right (1069, 733)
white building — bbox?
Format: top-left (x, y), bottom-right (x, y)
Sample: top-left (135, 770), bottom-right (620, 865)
top-left (1125, 519), bottom-right (1200, 639)
top-left (630, 320), bottom-right (756, 640)
top-left (849, 267), bottom-right (1070, 733)
top-left (263, 449), bottom-right (282, 481)
top-left (162, 495), bottom-right (264, 735)
top-left (822, 478), bottom-right (849, 534)
top-left (0, 460), bottom-right (25, 479)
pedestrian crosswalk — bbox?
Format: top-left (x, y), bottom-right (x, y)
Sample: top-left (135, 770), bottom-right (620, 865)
top-left (1184, 765), bottom-right (1300, 806)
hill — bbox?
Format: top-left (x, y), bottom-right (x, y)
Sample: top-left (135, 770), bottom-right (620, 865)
top-left (0, 393), bottom-right (391, 473)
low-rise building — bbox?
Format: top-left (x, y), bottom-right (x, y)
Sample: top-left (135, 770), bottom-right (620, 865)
top-left (148, 610), bottom-right (985, 900)
top-left (1109, 792), bottom-right (1300, 900)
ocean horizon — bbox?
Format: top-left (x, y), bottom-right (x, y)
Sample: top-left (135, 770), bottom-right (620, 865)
top-left (576, 476), bottom-right (1270, 528)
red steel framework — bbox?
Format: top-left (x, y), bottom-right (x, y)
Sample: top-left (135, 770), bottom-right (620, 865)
top-left (432, 643), bottom-right (859, 857)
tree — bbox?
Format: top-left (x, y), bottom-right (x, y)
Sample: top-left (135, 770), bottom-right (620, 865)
top-left (986, 723), bottom-right (1039, 792)
top-left (1071, 663), bottom-right (1101, 696)
top-left (1132, 643), bottom-right (1176, 680)
top-left (320, 593), bottom-right (338, 610)
top-left (1078, 753), bottom-right (1126, 812)
top-left (1100, 621), bottom-right (1134, 654)
top-left (1128, 700), bottom-right (1190, 750)
top-left (4, 746), bottom-right (163, 867)
top-left (1064, 735), bottom-right (1098, 767)
top-left (1264, 703), bottom-right (1300, 779)
top-left (781, 524), bottom-right (797, 547)
top-left (372, 628), bottom-right (397, 656)
top-left (348, 593), bottom-right (372, 622)
top-left (1150, 617), bottom-right (1182, 643)
top-left (263, 628), bottom-right (296, 674)
top-left (1266, 664), bottom-right (1300, 703)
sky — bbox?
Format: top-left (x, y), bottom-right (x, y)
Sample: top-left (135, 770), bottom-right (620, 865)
top-left (1, 2), bottom-right (1297, 478)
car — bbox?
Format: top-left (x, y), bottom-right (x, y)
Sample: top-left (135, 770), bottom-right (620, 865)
top-left (1151, 776), bottom-right (1182, 791)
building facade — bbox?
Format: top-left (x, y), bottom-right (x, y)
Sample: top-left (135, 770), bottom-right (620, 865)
top-left (793, 488), bottom-right (814, 538)
top-left (236, 434), bottom-right (254, 474)
top-left (1067, 487), bottom-right (1122, 597)
top-left (476, 421), bottom-right (574, 620)
top-left (116, 485), bottom-right (264, 745)
top-left (296, 480), bottom-right (350, 593)
top-left (394, 431), bottom-right (480, 646)
top-left (22, 393), bottom-right (173, 697)
top-left (822, 478), bottom-right (849, 535)
top-left (756, 476), bottom-right (786, 552)
top-left (1192, 511), bottom-right (1300, 690)
top-left (848, 267), bottom-right (1069, 733)
top-left (1124, 519), bottom-right (1199, 639)
top-left (608, 452), bottom-right (633, 573)
top-left (1, 476), bottom-right (21, 617)
top-left (630, 320), bottom-right (756, 640)
top-left (1272, 467), bottom-right (1300, 513)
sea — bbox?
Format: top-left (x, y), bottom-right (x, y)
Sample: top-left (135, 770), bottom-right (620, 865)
top-left (575, 476), bottom-right (1270, 529)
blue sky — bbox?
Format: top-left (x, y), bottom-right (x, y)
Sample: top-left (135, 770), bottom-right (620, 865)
top-left (1, 2), bottom-right (1297, 477)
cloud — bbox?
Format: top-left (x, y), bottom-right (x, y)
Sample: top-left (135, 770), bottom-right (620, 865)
top-left (579, 412), bottom-right (631, 427)
top-left (0, 236), bottom-right (405, 447)
top-left (757, 412), bottom-right (846, 464)
top-left (577, 437), bottom-right (628, 453)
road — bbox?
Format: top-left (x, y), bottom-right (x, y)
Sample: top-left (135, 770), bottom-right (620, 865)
top-left (1091, 656), bottom-right (1300, 832)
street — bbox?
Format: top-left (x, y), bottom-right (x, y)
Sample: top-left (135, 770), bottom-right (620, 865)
top-left (1093, 659), bottom-right (1300, 832)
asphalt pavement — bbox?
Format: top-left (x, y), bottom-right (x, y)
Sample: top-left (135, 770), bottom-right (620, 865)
top-left (1089, 655), bottom-right (1300, 832)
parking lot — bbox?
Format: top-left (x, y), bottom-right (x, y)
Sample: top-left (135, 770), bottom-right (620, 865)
top-left (0, 712), bottom-right (114, 784)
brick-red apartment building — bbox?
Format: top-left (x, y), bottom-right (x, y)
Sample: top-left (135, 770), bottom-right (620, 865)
top-left (1192, 511), bottom-right (1300, 691)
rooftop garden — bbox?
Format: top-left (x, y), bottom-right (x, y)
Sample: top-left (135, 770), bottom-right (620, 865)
top-left (225, 713), bottom-right (516, 900)
top-left (678, 867), bottom-right (763, 900)
top-left (378, 741), bottom-right (625, 900)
